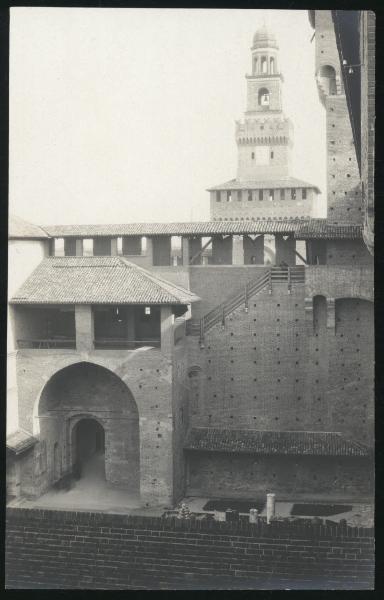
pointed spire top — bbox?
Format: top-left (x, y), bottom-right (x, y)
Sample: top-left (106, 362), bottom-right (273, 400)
top-left (261, 14), bottom-right (266, 29)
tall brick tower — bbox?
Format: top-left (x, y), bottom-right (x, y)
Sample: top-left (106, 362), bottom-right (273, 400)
top-left (209, 26), bottom-right (320, 221)
top-left (237, 25), bottom-right (291, 181)
top-left (313, 11), bottom-right (363, 224)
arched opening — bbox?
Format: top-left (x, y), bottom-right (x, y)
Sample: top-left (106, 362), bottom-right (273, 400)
top-left (253, 57), bottom-right (258, 74)
top-left (261, 56), bottom-right (267, 73)
top-left (270, 57), bottom-right (275, 74)
top-left (72, 418), bottom-right (105, 482)
top-left (318, 65), bottom-right (337, 95)
top-left (258, 88), bottom-right (270, 107)
top-left (38, 362), bottom-right (140, 497)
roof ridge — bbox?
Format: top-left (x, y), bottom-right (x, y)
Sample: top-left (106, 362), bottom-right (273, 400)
top-left (120, 257), bottom-right (199, 302)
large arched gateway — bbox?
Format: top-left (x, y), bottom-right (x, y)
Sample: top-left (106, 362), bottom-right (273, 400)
top-left (37, 362), bottom-right (140, 496)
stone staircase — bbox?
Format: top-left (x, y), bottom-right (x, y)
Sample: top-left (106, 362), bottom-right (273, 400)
top-left (186, 266), bottom-right (305, 344)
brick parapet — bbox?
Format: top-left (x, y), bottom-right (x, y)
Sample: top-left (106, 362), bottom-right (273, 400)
top-left (6, 507), bottom-right (374, 589)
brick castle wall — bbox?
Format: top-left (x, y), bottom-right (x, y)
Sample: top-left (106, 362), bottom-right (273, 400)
top-left (187, 454), bottom-right (373, 499)
top-left (188, 281), bottom-right (373, 446)
top-left (5, 508), bottom-right (374, 590)
top-left (360, 11), bottom-right (375, 249)
top-left (314, 10), bottom-right (363, 224)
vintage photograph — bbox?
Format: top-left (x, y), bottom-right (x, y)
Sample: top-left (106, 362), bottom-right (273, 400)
top-left (6, 7), bottom-right (374, 589)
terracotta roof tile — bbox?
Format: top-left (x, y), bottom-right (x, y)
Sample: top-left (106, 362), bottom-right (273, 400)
top-left (43, 220), bottom-right (305, 238)
top-left (42, 218), bottom-right (361, 239)
top-left (10, 257), bottom-right (200, 305)
top-left (295, 219), bottom-right (363, 239)
top-left (9, 215), bottom-right (49, 239)
top-left (184, 428), bottom-right (370, 457)
top-left (207, 176), bottom-right (321, 193)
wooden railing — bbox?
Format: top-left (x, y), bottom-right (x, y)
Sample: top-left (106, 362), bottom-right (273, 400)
top-left (94, 338), bottom-right (161, 349)
top-left (186, 266), bottom-right (305, 343)
top-left (17, 338), bottom-right (76, 349)
top-left (17, 338), bottom-right (161, 350)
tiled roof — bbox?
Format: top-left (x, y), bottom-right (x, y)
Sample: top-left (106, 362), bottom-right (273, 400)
top-left (41, 219), bottom-right (361, 239)
top-left (7, 429), bottom-right (38, 454)
top-left (10, 257), bottom-right (200, 305)
top-left (9, 215), bottom-right (49, 239)
top-left (295, 219), bottom-right (363, 239)
top-left (44, 220), bottom-right (307, 238)
top-left (207, 177), bottom-right (321, 193)
top-left (184, 428), bottom-right (370, 457)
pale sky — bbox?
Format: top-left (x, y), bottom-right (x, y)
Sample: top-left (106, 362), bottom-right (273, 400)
top-left (9, 7), bottom-right (326, 226)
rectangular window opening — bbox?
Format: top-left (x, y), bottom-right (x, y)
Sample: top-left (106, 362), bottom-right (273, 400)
top-left (280, 189), bottom-right (285, 200)
top-left (248, 190), bottom-right (253, 201)
top-left (54, 238), bottom-right (65, 257)
top-left (259, 190), bottom-right (263, 201)
top-left (269, 190), bottom-right (274, 202)
top-left (227, 191), bottom-right (232, 202)
top-left (83, 238), bottom-right (94, 257)
top-left (302, 188), bottom-right (307, 199)
top-left (291, 188), bottom-right (296, 200)
top-left (171, 235), bottom-right (182, 266)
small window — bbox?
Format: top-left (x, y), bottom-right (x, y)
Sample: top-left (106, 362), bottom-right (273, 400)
top-left (291, 188), bottom-right (296, 200)
top-left (280, 189), bottom-right (285, 200)
top-left (248, 190), bottom-right (253, 201)
top-left (145, 306), bottom-right (151, 315)
top-left (269, 190), bottom-right (274, 201)
top-left (302, 188), bottom-right (307, 199)
top-left (237, 190), bottom-right (242, 201)
top-left (259, 190), bottom-right (263, 201)
top-left (270, 151), bottom-right (274, 159)
top-left (216, 191), bottom-right (221, 202)
top-left (227, 191), bottom-right (232, 202)
top-left (251, 152), bottom-right (255, 160)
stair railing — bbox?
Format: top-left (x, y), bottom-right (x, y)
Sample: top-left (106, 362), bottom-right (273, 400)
top-left (194, 265), bottom-right (305, 346)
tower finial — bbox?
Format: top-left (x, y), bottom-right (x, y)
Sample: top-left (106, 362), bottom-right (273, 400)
top-left (261, 13), bottom-right (266, 29)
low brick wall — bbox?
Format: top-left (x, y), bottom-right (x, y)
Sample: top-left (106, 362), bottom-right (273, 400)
top-left (6, 508), bottom-right (374, 590)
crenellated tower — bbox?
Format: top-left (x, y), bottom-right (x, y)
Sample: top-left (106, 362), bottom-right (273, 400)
top-left (209, 26), bottom-right (320, 221)
top-left (236, 26), bottom-right (293, 181)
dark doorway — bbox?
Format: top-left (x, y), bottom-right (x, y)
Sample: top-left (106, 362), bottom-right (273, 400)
top-left (73, 418), bottom-right (106, 480)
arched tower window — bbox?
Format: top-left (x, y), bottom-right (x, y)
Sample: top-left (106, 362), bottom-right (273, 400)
top-left (270, 57), bottom-right (275, 74)
top-left (318, 65), bottom-right (337, 95)
top-left (261, 57), bottom-right (267, 74)
top-left (258, 88), bottom-right (270, 107)
top-left (253, 57), bottom-right (258, 75)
